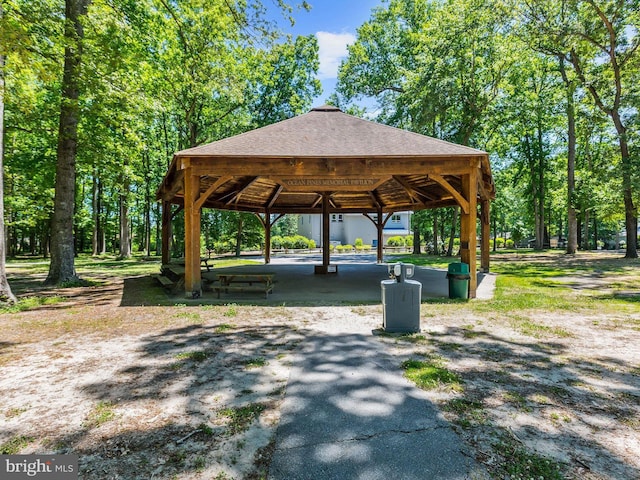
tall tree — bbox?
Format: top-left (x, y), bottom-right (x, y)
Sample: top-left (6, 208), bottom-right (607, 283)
top-left (338, 0), bottom-right (513, 146)
top-left (569, 0), bottom-right (639, 258)
top-left (519, 0), bottom-right (638, 255)
top-left (558, 56), bottom-right (578, 254)
top-left (45, 0), bottom-right (91, 285)
top-left (0, 2), bottom-right (16, 303)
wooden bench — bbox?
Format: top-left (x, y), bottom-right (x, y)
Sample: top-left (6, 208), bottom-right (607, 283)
top-left (200, 257), bottom-right (213, 272)
top-left (155, 274), bottom-right (174, 288)
top-left (214, 273), bottom-right (275, 299)
top-left (157, 265), bottom-right (186, 293)
top-left (213, 284), bottom-right (273, 299)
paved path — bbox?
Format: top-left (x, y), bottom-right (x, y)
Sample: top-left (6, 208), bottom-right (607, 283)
top-left (269, 333), bottom-right (485, 479)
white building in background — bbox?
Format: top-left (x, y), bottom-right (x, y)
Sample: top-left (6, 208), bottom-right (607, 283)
top-left (298, 212), bottom-right (412, 247)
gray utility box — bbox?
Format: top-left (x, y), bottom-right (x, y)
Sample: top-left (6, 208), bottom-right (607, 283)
top-left (381, 263), bottom-right (422, 333)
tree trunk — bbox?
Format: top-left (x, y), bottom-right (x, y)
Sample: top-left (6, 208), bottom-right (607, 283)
top-left (610, 112), bottom-right (638, 258)
top-left (92, 172), bottom-right (100, 255)
top-left (536, 123), bottom-right (546, 250)
top-left (0, 31), bottom-right (17, 303)
top-left (118, 177), bottom-right (131, 259)
top-left (46, 0), bottom-right (91, 285)
top-left (582, 210), bottom-right (590, 251)
top-left (235, 215), bottom-right (243, 257)
top-left (446, 207), bottom-right (457, 257)
top-left (432, 211), bottom-right (438, 255)
top-left (559, 57), bottom-right (578, 254)
top-left (143, 152), bottom-right (151, 257)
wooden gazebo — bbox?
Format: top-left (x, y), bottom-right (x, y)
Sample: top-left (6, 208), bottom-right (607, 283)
top-left (157, 105), bottom-right (495, 298)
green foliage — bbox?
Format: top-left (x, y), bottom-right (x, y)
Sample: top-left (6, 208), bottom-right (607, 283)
top-left (84, 401), bottom-right (116, 429)
top-left (387, 236), bottom-right (405, 247)
top-left (401, 358), bottom-right (462, 391)
top-left (0, 295), bottom-right (65, 313)
top-left (217, 403), bottom-right (266, 436)
top-left (272, 235), bottom-right (314, 249)
top-left (496, 440), bottom-right (563, 480)
top-left (0, 436), bottom-right (34, 455)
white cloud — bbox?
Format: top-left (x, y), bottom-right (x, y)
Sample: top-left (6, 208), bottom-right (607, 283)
top-left (316, 31), bottom-right (356, 80)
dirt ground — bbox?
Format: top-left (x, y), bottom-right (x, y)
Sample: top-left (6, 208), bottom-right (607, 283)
top-left (1, 253), bottom-right (639, 479)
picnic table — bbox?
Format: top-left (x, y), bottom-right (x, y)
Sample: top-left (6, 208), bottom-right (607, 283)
top-left (213, 273), bottom-right (275, 299)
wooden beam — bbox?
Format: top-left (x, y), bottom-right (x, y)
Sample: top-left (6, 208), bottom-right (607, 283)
top-left (311, 195), bottom-right (323, 209)
top-left (185, 156), bottom-right (482, 177)
top-left (392, 175), bottom-right (436, 203)
top-left (477, 170), bottom-right (492, 201)
top-left (194, 176), bottom-right (231, 210)
top-left (225, 177), bottom-right (258, 206)
top-left (160, 170), bottom-right (185, 201)
top-left (392, 176), bottom-right (421, 204)
top-left (170, 205), bottom-right (184, 220)
top-left (266, 184), bottom-right (284, 209)
top-left (368, 191), bottom-right (383, 210)
top-left (430, 174), bottom-right (469, 214)
top-left (183, 169), bottom-right (202, 298)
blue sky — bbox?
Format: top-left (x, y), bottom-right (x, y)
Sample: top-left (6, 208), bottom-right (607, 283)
top-left (270, 0), bottom-right (385, 106)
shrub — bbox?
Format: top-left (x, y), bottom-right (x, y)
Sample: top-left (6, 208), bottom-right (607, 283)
top-left (280, 235), bottom-right (311, 249)
top-left (387, 236), bottom-right (405, 247)
top-left (404, 236), bottom-right (413, 247)
top-left (496, 237), bottom-right (505, 248)
top-left (214, 240), bottom-right (233, 253)
top-left (271, 235), bottom-right (284, 249)
top-left (506, 239), bottom-right (515, 248)
top-left (354, 237), bottom-right (364, 247)
top-left (308, 239), bottom-right (316, 249)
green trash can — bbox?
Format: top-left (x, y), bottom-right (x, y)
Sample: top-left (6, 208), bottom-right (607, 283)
top-left (447, 262), bottom-right (470, 299)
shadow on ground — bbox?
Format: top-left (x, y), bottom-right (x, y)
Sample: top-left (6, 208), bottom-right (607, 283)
top-left (269, 332), bottom-right (484, 479)
top-left (399, 325), bottom-right (640, 479)
top-left (55, 320), bottom-right (307, 479)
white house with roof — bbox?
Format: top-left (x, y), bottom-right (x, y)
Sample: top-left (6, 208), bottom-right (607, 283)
top-left (298, 212), bottom-right (412, 247)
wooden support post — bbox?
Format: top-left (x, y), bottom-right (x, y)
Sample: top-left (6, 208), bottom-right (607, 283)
top-left (460, 168), bottom-right (478, 298)
top-left (481, 199), bottom-right (491, 273)
top-left (322, 194), bottom-right (330, 267)
top-left (161, 200), bottom-right (172, 265)
top-left (183, 168), bottom-right (202, 298)
top-left (264, 211), bottom-right (271, 264)
top-left (376, 207), bottom-right (383, 264)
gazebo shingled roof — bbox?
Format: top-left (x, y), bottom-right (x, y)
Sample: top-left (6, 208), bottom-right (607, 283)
top-left (157, 105), bottom-right (495, 298)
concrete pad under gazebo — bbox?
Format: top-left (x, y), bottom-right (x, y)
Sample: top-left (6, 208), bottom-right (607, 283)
top-left (157, 105), bottom-right (495, 299)
top-left (193, 254), bottom-right (496, 305)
